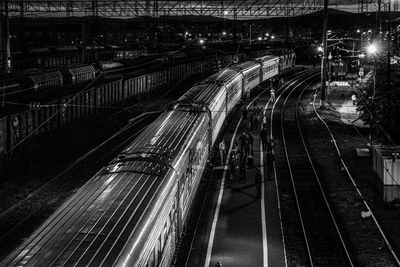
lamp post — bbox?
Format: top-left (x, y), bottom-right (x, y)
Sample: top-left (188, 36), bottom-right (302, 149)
top-left (367, 43), bottom-right (377, 98)
top-left (320, 0), bottom-right (328, 107)
top-left (328, 52), bottom-right (332, 94)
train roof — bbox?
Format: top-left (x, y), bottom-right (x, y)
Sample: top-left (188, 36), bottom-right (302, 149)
top-left (178, 82), bottom-right (223, 109)
top-left (122, 110), bottom-right (202, 166)
top-left (2, 110), bottom-right (203, 266)
top-left (253, 55), bottom-right (279, 62)
top-left (230, 61), bottom-right (259, 72)
top-left (203, 68), bottom-right (239, 84)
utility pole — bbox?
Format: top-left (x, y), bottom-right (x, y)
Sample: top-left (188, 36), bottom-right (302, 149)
top-left (387, 0), bottom-right (391, 91)
top-left (320, 0), bottom-right (328, 107)
top-left (376, 0), bottom-right (381, 36)
top-left (19, 0), bottom-right (24, 50)
top-left (0, 0), bottom-right (11, 73)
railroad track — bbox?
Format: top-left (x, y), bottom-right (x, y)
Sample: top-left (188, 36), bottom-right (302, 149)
top-left (273, 73), bottom-right (353, 266)
top-left (0, 112), bottom-right (158, 261)
top-left (175, 68), bottom-right (316, 266)
top-left (309, 96), bottom-right (400, 266)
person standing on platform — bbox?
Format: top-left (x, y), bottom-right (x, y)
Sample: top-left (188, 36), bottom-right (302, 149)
top-left (233, 142), bottom-right (240, 156)
top-left (270, 87), bottom-right (276, 103)
top-left (254, 167), bottom-right (261, 198)
top-left (249, 113), bottom-right (254, 130)
top-left (260, 127), bottom-right (268, 150)
top-left (239, 132), bottom-right (248, 154)
top-left (266, 133), bottom-right (272, 154)
top-left (266, 151), bottom-right (274, 180)
top-left (247, 132), bottom-right (254, 155)
top-left (229, 153), bottom-right (236, 180)
top-left (240, 153), bottom-right (247, 183)
top-left (255, 111), bottom-right (261, 130)
top-left (219, 140), bottom-right (226, 165)
top-left (242, 108), bottom-right (248, 125)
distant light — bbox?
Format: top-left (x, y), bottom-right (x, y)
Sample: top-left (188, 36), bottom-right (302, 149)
top-left (222, 31), bottom-right (226, 35)
top-left (257, 37), bottom-right (262, 41)
top-left (367, 43), bottom-right (377, 54)
top-left (357, 29), bottom-right (361, 33)
top-left (271, 35), bottom-right (275, 39)
top-left (185, 31), bottom-right (189, 35)
top-left (368, 29), bottom-right (372, 33)
top-left (317, 46), bottom-right (323, 52)
top-left (223, 10), bottom-right (229, 15)
top-left (265, 33), bottom-right (269, 36)
top-left (199, 39), bottom-right (205, 44)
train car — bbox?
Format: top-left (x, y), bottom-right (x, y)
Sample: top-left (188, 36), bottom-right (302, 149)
top-left (254, 55), bottom-right (280, 82)
top-left (2, 51), bottom-right (296, 266)
top-left (203, 68), bottom-right (243, 115)
top-left (62, 64), bottom-right (96, 85)
top-left (279, 51), bottom-right (296, 75)
top-left (98, 61), bottom-right (124, 80)
top-left (230, 61), bottom-right (261, 96)
top-left (1, 109), bottom-right (210, 267)
top-left (23, 69), bottom-right (63, 91)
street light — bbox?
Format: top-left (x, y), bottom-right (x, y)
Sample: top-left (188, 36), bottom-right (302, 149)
top-left (367, 43), bottom-right (378, 98)
top-left (367, 43), bottom-right (378, 54)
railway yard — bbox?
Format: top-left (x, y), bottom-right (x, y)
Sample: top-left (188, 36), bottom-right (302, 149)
top-left (2, 1), bottom-right (400, 266)
top-left (2, 61), bottom-right (400, 266)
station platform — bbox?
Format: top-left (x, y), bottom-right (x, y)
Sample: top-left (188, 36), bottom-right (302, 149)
top-left (186, 88), bottom-right (286, 267)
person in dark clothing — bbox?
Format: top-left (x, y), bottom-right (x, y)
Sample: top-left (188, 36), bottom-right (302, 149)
top-left (249, 113), bottom-right (254, 130)
top-left (260, 127), bottom-right (268, 150)
top-left (242, 108), bottom-right (248, 122)
top-left (240, 153), bottom-right (247, 183)
top-left (266, 151), bottom-right (274, 180)
top-left (239, 132), bottom-right (248, 154)
top-left (254, 167), bottom-right (262, 198)
top-left (229, 153), bottom-right (236, 180)
top-left (247, 133), bottom-right (254, 155)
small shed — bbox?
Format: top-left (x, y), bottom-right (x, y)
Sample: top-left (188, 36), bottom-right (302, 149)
top-left (371, 145), bottom-right (400, 201)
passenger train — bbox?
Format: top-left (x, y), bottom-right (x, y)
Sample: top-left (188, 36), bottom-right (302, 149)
top-left (1, 51), bottom-right (295, 267)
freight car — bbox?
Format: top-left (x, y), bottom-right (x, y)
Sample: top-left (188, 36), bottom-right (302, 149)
top-left (1, 50), bottom-right (295, 266)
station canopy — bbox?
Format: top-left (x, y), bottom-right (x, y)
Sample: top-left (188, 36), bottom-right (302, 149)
top-left (6, 0), bottom-right (325, 19)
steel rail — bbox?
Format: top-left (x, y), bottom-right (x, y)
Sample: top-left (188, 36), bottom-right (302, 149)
top-left (312, 94), bottom-right (400, 266)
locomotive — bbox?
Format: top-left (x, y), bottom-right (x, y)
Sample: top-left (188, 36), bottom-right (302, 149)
top-left (1, 51), bottom-right (295, 267)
